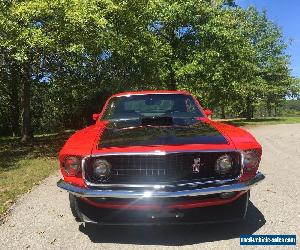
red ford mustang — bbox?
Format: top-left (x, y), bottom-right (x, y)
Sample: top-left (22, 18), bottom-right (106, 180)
top-left (57, 90), bottom-right (265, 224)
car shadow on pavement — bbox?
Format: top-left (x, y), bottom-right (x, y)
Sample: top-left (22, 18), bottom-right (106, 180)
top-left (79, 201), bottom-right (265, 246)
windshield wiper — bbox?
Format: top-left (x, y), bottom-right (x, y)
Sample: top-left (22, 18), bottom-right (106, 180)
top-left (108, 117), bottom-right (141, 122)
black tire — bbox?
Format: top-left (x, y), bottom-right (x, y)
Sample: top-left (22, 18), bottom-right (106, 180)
top-left (223, 191), bottom-right (250, 222)
top-left (241, 191), bottom-right (250, 219)
top-left (69, 193), bottom-right (82, 222)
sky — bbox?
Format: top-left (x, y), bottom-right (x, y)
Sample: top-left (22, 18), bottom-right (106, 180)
top-left (236, 0), bottom-right (300, 78)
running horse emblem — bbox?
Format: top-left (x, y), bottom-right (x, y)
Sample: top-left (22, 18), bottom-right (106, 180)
top-left (192, 158), bottom-right (201, 173)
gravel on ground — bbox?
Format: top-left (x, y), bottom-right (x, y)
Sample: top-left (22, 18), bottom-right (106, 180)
top-left (0, 124), bottom-right (299, 249)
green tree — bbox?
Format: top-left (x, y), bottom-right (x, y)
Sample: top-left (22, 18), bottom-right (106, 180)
top-left (238, 7), bottom-right (294, 119)
top-left (0, 0), bottom-right (297, 139)
top-left (149, 1), bottom-right (257, 116)
top-left (0, 0), bottom-right (113, 141)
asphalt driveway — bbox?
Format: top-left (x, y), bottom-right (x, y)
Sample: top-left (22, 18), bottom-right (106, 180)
top-left (1, 124), bottom-right (299, 249)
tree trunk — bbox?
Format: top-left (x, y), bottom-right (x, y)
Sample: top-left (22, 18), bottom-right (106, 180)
top-left (167, 27), bottom-right (177, 91)
top-left (9, 87), bottom-right (20, 137)
top-left (9, 66), bottom-right (21, 137)
top-left (167, 69), bottom-right (177, 90)
top-left (245, 96), bottom-right (254, 120)
top-left (21, 66), bottom-right (33, 143)
top-left (221, 106), bottom-right (226, 119)
top-left (266, 99), bottom-right (272, 117)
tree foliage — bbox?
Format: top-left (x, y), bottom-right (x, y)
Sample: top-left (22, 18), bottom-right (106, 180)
top-left (0, 0), bottom-right (298, 139)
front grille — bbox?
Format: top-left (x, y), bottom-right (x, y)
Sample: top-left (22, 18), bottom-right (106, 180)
top-left (84, 151), bottom-right (241, 184)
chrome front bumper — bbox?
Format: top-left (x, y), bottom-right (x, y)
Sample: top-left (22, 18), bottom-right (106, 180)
top-left (57, 172), bottom-right (265, 199)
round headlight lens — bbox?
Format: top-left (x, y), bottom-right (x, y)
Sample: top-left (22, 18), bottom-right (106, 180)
top-left (242, 150), bottom-right (259, 172)
top-left (93, 159), bottom-right (111, 179)
top-left (63, 156), bottom-right (81, 176)
top-left (215, 154), bottom-right (233, 175)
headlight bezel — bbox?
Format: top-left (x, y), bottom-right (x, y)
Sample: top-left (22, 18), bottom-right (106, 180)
top-left (92, 158), bottom-right (111, 181)
top-left (214, 154), bottom-right (233, 176)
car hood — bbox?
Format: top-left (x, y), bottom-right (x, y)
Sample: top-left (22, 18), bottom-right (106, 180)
top-left (96, 118), bottom-right (229, 149)
top-left (60, 118), bottom-right (260, 158)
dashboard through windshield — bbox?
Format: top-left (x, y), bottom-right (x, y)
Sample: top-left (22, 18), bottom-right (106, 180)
top-left (101, 94), bottom-right (204, 120)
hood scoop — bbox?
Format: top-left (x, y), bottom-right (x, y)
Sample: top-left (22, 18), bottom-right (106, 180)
top-left (141, 116), bottom-right (173, 126)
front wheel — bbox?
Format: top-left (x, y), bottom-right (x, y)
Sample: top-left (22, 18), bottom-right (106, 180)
top-left (240, 191), bottom-right (250, 219)
top-left (69, 193), bottom-right (82, 222)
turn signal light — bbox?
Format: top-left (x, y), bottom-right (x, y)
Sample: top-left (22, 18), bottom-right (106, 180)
top-left (63, 156), bottom-right (81, 176)
top-left (242, 150), bottom-right (260, 173)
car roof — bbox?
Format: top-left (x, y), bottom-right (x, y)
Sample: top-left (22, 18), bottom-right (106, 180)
top-left (111, 90), bottom-right (191, 97)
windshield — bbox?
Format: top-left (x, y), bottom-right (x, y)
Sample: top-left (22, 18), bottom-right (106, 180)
top-left (101, 94), bottom-right (204, 120)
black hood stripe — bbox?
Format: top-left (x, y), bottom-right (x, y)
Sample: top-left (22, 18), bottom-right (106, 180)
top-left (99, 118), bottom-right (227, 148)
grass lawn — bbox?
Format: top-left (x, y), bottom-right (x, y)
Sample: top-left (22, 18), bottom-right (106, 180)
top-left (218, 116), bottom-right (300, 126)
top-left (0, 132), bottom-right (72, 218)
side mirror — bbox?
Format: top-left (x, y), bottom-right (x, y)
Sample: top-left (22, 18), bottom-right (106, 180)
top-left (92, 113), bottom-right (100, 121)
top-left (203, 109), bottom-right (212, 118)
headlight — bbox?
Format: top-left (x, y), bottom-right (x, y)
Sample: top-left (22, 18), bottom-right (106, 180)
top-left (215, 154), bottom-right (233, 175)
top-left (63, 156), bottom-right (81, 176)
top-left (242, 150), bottom-right (259, 172)
top-left (93, 159), bottom-right (111, 180)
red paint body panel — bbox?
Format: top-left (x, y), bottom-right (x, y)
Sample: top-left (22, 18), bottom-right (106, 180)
top-left (80, 192), bottom-right (245, 211)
